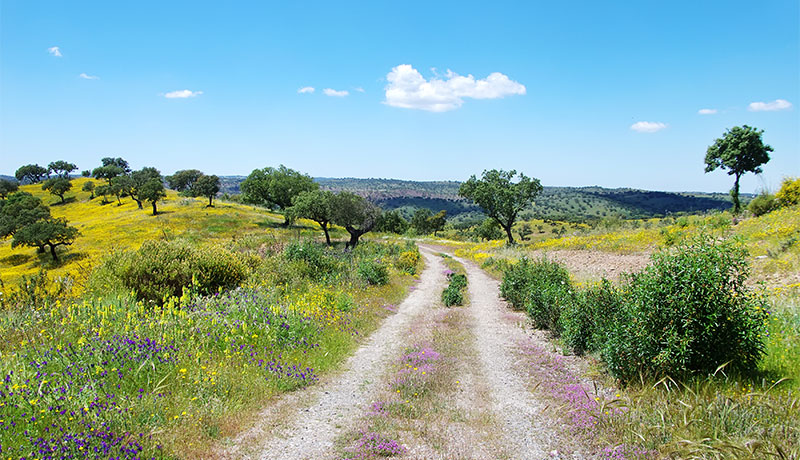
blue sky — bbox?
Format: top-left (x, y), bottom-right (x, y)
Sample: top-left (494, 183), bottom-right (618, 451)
top-left (1, 1), bottom-right (798, 193)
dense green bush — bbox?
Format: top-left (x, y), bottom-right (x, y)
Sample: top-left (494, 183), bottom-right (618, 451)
top-left (117, 240), bottom-right (248, 303)
top-left (748, 192), bottom-right (777, 216)
top-left (357, 259), bottom-right (389, 285)
top-left (603, 236), bottom-right (768, 382)
top-left (501, 257), bottom-right (572, 333)
top-left (561, 279), bottom-right (622, 355)
top-left (441, 273), bottom-right (467, 306)
top-left (282, 239), bottom-right (340, 280)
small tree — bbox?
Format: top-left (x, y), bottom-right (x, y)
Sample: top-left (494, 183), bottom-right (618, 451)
top-left (705, 125), bottom-right (772, 214)
top-left (95, 184), bottom-right (112, 204)
top-left (459, 169), bottom-right (543, 244)
top-left (100, 157), bottom-right (131, 174)
top-left (139, 175), bottom-right (166, 215)
top-left (289, 190), bottom-right (335, 245)
top-left (475, 218), bottom-right (503, 241)
top-left (166, 169), bottom-right (203, 193)
top-left (241, 165), bottom-right (318, 224)
top-left (375, 210), bottom-right (409, 234)
top-left (331, 192), bottom-right (381, 249)
top-left (82, 181), bottom-right (96, 199)
top-left (81, 170), bottom-right (91, 177)
top-left (193, 174), bottom-right (221, 206)
top-left (92, 165), bottom-right (125, 185)
top-left (0, 179), bottom-right (19, 199)
top-left (130, 167), bottom-right (163, 209)
top-left (12, 217), bottom-right (79, 262)
top-left (0, 192), bottom-right (51, 240)
top-left (110, 175), bottom-right (133, 205)
top-left (15, 164), bottom-right (49, 184)
top-left (410, 208), bottom-right (433, 234)
top-left (48, 160), bottom-right (77, 178)
top-left (428, 210), bottom-right (447, 236)
top-left (42, 177), bottom-right (73, 204)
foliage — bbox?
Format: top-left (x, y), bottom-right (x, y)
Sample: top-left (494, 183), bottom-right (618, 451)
top-left (129, 167), bottom-right (163, 209)
top-left (475, 217), bottom-right (503, 241)
top-left (459, 169), bottom-right (542, 244)
top-left (500, 256), bottom-right (571, 333)
top-left (47, 160), bottom-right (77, 178)
top-left (357, 259), bottom-right (389, 286)
top-left (281, 239), bottom-right (341, 280)
top-left (0, 192), bottom-right (51, 239)
top-left (15, 164), bottom-right (48, 184)
top-left (113, 239), bottom-right (248, 303)
top-left (288, 190), bottom-right (335, 245)
top-left (410, 208), bottom-right (433, 234)
top-left (375, 209), bottom-right (409, 234)
top-left (0, 178), bottom-right (19, 199)
top-left (138, 170), bottom-right (167, 215)
top-left (442, 273), bottom-right (467, 306)
top-left (603, 236), bottom-right (769, 382)
top-left (561, 279), bottom-right (622, 355)
top-left (11, 217), bottom-right (80, 261)
top-left (81, 180), bottom-right (95, 198)
top-left (92, 164), bottom-right (125, 184)
top-left (193, 174), bottom-right (221, 206)
top-left (166, 169), bottom-right (203, 192)
top-left (395, 250), bottom-right (420, 275)
top-left (705, 125), bottom-right (772, 213)
top-left (428, 210), bottom-right (447, 235)
top-left (775, 176), bottom-right (800, 207)
top-left (331, 192), bottom-right (382, 248)
top-left (41, 177), bottom-right (73, 203)
top-left (241, 165), bottom-right (318, 223)
top-left (747, 192), bottom-right (777, 216)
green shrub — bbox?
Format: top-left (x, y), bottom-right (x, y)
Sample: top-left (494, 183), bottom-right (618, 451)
top-left (448, 273), bottom-right (467, 291)
top-left (357, 259), bottom-right (389, 285)
top-left (561, 279), bottom-right (622, 355)
top-left (500, 256), bottom-right (572, 333)
top-left (602, 236), bottom-right (768, 382)
top-left (117, 240), bottom-right (248, 303)
top-left (748, 192), bottom-right (777, 216)
top-left (282, 239), bottom-right (340, 281)
top-left (441, 284), bottom-right (464, 306)
top-left (395, 250), bottom-right (420, 275)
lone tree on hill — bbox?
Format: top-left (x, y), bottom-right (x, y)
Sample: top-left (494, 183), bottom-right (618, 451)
top-left (138, 171), bottom-right (166, 215)
top-left (15, 164), bottom-right (49, 184)
top-left (48, 160), bottom-right (77, 178)
top-left (705, 125), bottom-right (772, 214)
top-left (241, 165), bottom-right (318, 225)
top-left (130, 167), bottom-right (163, 209)
top-left (331, 192), bottom-right (381, 249)
top-left (166, 169), bottom-right (203, 193)
top-left (42, 177), bottom-right (73, 204)
top-left (288, 190), bottom-right (335, 245)
top-left (193, 174), bottom-right (221, 206)
top-left (459, 169), bottom-right (542, 244)
top-left (0, 179), bottom-right (19, 199)
top-left (12, 217), bottom-right (79, 262)
top-left (82, 181), bottom-right (96, 199)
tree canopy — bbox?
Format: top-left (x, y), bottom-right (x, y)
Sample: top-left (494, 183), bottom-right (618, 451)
top-left (42, 177), bottom-right (73, 203)
top-left (241, 165), bottom-right (318, 224)
top-left (705, 125), bottom-right (772, 213)
top-left (92, 165), bottom-right (125, 184)
top-left (15, 164), bottom-right (49, 184)
top-left (331, 192), bottom-right (381, 248)
top-left (459, 169), bottom-right (542, 244)
top-left (0, 192), bottom-right (51, 239)
top-left (138, 170), bottom-right (167, 215)
top-left (129, 167), bottom-right (163, 209)
top-left (0, 179), bottom-right (19, 199)
top-left (288, 190), bottom-right (335, 245)
top-left (166, 169), bottom-right (203, 193)
top-left (192, 174), bottom-right (221, 206)
top-left (12, 217), bottom-right (79, 262)
top-left (48, 160), bottom-right (77, 178)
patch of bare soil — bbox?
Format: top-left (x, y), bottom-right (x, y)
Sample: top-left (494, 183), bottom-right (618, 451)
top-left (529, 249), bottom-right (651, 282)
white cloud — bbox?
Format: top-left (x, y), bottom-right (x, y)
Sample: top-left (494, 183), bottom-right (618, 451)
top-left (354, 87), bottom-right (365, 93)
top-left (47, 46), bottom-right (62, 57)
top-left (164, 89), bottom-right (203, 99)
top-left (698, 108), bottom-right (717, 115)
top-left (384, 64), bottom-right (526, 112)
top-left (748, 99), bottom-right (793, 112)
top-left (79, 73), bottom-right (99, 80)
top-left (297, 86), bottom-right (315, 94)
top-left (630, 121), bottom-right (667, 133)
top-left (323, 88), bottom-right (349, 97)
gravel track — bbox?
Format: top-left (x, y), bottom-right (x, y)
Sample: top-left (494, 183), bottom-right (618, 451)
top-left (219, 248), bottom-right (448, 460)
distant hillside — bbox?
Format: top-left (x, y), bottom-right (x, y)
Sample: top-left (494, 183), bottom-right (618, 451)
top-left (218, 176), bottom-right (742, 221)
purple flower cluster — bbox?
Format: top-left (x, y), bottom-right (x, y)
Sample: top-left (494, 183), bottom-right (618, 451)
top-left (342, 431), bottom-right (406, 459)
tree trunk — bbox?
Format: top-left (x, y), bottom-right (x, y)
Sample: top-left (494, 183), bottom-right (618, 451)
top-left (151, 201), bottom-right (158, 215)
top-left (504, 224), bottom-right (516, 245)
top-left (346, 229), bottom-right (362, 249)
top-left (321, 222), bottom-right (331, 246)
top-left (49, 244), bottom-right (58, 262)
top-left (60, 194), bottom-right (66, 203)
top-left (731, 173), bottom-right (742, 214)
top-left (208, 195), bottom-right (213, 207)
top-left (134, 198), bottom-right (142, 209)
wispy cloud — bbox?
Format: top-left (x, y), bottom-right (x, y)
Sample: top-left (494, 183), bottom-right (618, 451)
top-left (384, 64), bottom-right (526, 112)
top-left (164, 89), bottom-right (203, 99)
top-left (630, 121), bottom-right (667, 133)
top-left (47, 46), bottom-right (62, 57)
top-left (354, 87), bottom-right (365, 93)
top-left (748, 99), bottom-right (793, 112)
top-left (323, 88), bottom-right (349, 97)
top-left (297, 86), bottom-right (315, 94)
top-left (698, 108), bottom-right (717, 115)
top-left (79, 73), bottom-right (99, 80)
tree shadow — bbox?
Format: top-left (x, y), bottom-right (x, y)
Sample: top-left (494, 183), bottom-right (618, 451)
top-left (50, 196), bottom-right (77, 206)
top-left (256, 220), bottom-right (288, 229)
top-left (0, 253), bottom-right (32, 266)
top-left (36, 250), bottom-right (88, 268)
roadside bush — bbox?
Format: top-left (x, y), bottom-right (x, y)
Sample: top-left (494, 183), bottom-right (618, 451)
top-left (117, 240), bottom-right (248, 303)
top-left (442, 273), bottom-right (467, 306)
top-left (282, 239), bottom-right (340, 280)
top-left (602, 236), bottom-right (768, 382)
top-left (748, 192), bottom-right (777, 216)
top-left (395, 250), bottom-right (421, 275)
top-left (775, 176), bottom-right (800, 207)
top-left (501, 256), bottom-right (572, 333)
top-left (561, 279), bottom-right (622, 355)
top-left (499, 257), bottom-right (535, 309)
top-left (357, 260), bottom-right (389, 285)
